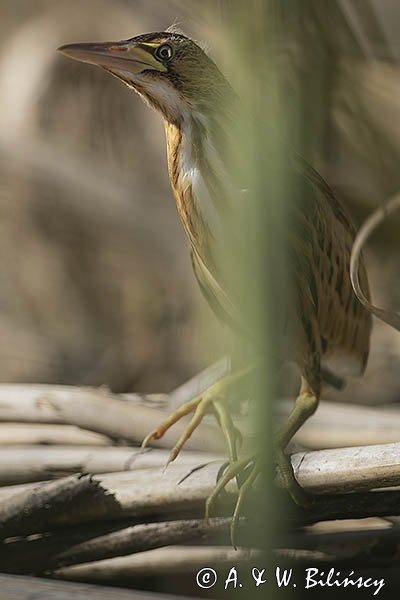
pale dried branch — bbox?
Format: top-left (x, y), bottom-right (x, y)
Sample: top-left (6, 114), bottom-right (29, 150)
top-left (281, 400), bottom-right (400, 449)
top-left (289, 441), bottom-right (400, 494)
top-left (0, 446), bottom-right (220, 485)
top-left (0, 384), bottom-right (224, 452)
top-left (0, 474), bottom-right (118, 539)
top-left (0, 423), bottom-right (109, 446)
top-left (0, 463), bottom-right (233, 537)
top-left (54, 545), bottom-right (261, 582)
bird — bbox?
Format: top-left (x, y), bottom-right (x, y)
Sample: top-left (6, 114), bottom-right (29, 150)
top-left (58, 29), bottom-right (372, 538)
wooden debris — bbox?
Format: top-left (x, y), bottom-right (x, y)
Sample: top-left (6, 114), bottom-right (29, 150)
top-left (1, 384), bottom-right (400, 454)
top-left (0, 446), bottom-right (220, 485)
top-left (54, 545), bottom-right (261, 582)
top-left (0, 462), bottom-right (234, 537)
top-left (0, 381), bottom-right (399, 589)
top-left (0, 423), bottom-right (109, 446)
top-left (276, 525), bottom-right (400, 566)
top-left (283, 400), bottom-right (400, 449)
top-left (1, 442), bottom-right (400, 542)
top-left (0, 474), bottom-right (117, 539)
top-left (289, 441), bottom-right (400, 494)
top-left (0, 384), bottom-right (224, 452)
top-left (0, 518), bottom-right (231, 573)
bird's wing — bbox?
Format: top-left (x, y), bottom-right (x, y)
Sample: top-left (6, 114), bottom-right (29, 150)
top-left (292, 157), bottom-right (372, 377)
top-left (190, 246), bottom-right (247, 334)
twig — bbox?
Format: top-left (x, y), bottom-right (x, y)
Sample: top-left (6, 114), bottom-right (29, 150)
top-left (289, 489), bottom-right (400, 525)
top-left (53, 545), bottom-right (261, 582)
top-left (288, 441), bottom-right (400, 494)
top-left (0, 518), bottom-right (231, 573)
top-left (0, 463), bottom-right (233, 537)
top-left (277, 525), bottom-right (400, 566)
top-left (52, 518), bottom-right (230, 569)
top-left (0, 446), bottom-right (219, 485)
top-left (0, 423), bottom-right (109, 446)
top-left (0, 384), bottom-right (224, 452)
top-left (0, 474), bottom-right (120, 539)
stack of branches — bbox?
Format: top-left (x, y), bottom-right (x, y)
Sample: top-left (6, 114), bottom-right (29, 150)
top-left (1, 377), bottom-right (400, 596)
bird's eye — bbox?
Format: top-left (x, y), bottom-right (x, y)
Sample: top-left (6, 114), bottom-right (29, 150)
top-left (155, 44), bottom-right (173, 62)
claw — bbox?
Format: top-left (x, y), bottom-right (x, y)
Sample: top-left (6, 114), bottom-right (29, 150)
top-left (141, 396), bottom-right (201, 452)
top-left (274, 444), bottom-right (311, 506)
top-left (230, 460), bottom-right (259, 548)
top-left (213, 399), bottom-right (239, 464)
top-left (163, 396), bottom-right (212, 466)
top-left (234, 427), bottom-right (243, 451)
top-left (205, 455), bottom-right (256, 523)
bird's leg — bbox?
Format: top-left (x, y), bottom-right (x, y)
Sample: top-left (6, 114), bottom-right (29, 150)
top-left (205, 380), bottom-right (318, 546)
top-left (274, 379), bottom-right (318, 505)
top-left (141, 364), bottom-right (254, 467)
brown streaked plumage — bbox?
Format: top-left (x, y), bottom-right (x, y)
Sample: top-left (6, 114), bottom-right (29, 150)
top-left (289, 158), bottom-right (371, 398)
top-left (58, 30), bottom-right (372, 529)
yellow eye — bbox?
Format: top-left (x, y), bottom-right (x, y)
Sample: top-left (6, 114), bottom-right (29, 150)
top-left (155, 44), bottom-right (173, 62)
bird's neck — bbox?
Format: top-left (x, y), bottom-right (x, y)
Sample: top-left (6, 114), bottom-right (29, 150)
top-left (164, 113), bottom-right (231, 266)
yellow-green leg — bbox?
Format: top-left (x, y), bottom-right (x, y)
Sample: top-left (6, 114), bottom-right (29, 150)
top-left (204, 378), bottom-right (318, 546)
top-left (274, 379), bottom-right (318, 505)
top-left (142, 367), bottom-right (317, 547)
top-left (205, 453), bottom-right (258, 547)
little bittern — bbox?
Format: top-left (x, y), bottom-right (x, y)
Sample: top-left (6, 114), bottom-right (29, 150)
top-left (59, 30), bottom-right (372, 533)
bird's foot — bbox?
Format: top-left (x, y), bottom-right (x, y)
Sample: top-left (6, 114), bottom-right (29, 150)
top-left (141, 367), bottom-right (252, 466)
top-left (141, 366), bottom-right (257, 548)
top-left (205, 454), bottom-right (259, 548)
top-left (204, 445), bottom-right (312, 548)
top-left (274, 440), bottom-right (313, 507)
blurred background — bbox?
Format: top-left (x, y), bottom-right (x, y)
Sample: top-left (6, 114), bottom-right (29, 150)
top-left (0, 0), bottom-right (399, 402)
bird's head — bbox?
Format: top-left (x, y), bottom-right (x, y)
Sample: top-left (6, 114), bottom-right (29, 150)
top-left (58, 31), bottom-right (233, 125)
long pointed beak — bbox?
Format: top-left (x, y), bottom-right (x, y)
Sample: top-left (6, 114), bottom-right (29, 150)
top-left (57, 40), bottom-right (166, 73)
